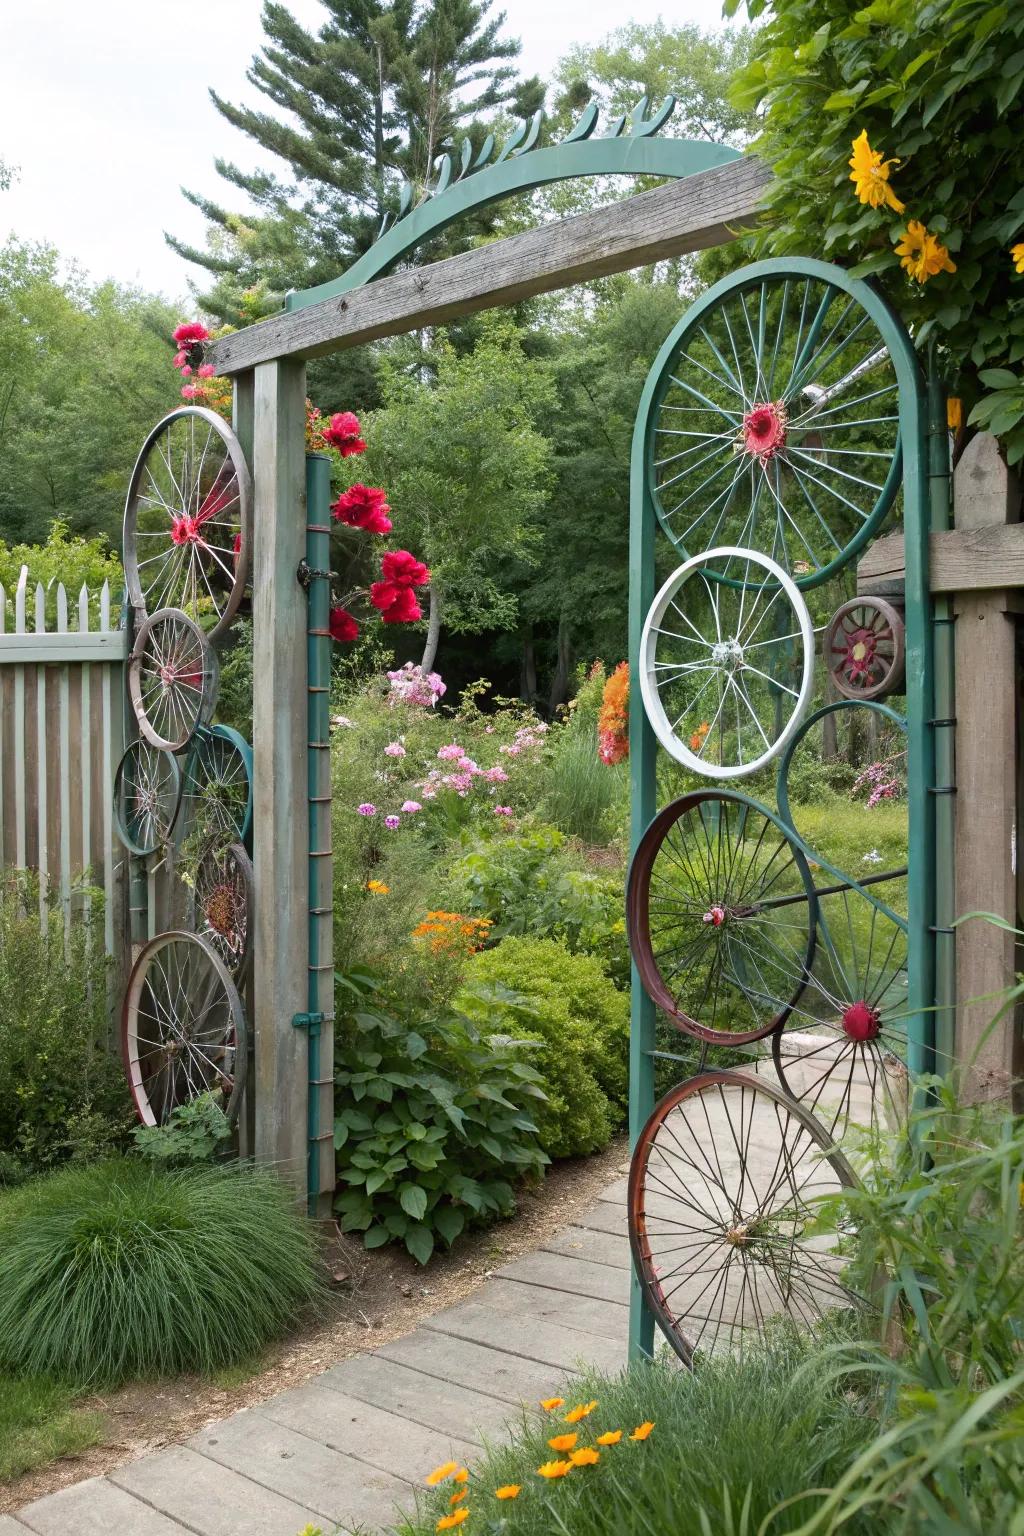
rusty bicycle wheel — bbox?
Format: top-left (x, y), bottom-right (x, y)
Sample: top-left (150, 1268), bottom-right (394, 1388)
top-left (192, 841), bottom-right (254, 986)
top-left (825, 596), bottom-right (905, 701)
top-left (627, 791), bottom-right (818, 1045)
top-left (628, 1069), bottom-right (860, 1366)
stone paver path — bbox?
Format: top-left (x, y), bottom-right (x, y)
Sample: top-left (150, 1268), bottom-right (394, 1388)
top-left (7, 1044), bottom-right (886, 1536)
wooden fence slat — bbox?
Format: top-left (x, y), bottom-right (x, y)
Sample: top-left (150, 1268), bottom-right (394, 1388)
top-left (34, 583), bottom-right (48, 921)
top-left (99, 581), bottom-right (117, 961)
top-left (14, 569), bottom-right (27, 869)
top-left (57, 584), bottom-right (72, 941)
top-left (78, 586), bottom-right (92, 892)
top-left (0, 582), bottom-right (5, 870)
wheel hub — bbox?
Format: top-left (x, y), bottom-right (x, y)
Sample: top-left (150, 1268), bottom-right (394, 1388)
top-left (842, 999), bottom-right (881, 1041)
top-left (702, 904), bottom-right (727, 927)
top-left (840, 626), bottom-right (878, 684)
top-left (170, 514), bottom-right (206, 546)
top-left (740, 400), bottom-right (788, 461)
top-left (724, 1221), bottom-right (752, 1247)
top-left (711, 637), bottom-right (745, 670)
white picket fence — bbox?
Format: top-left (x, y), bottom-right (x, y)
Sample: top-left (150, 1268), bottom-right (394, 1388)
top-left (0, 566), bottom-right (127, 965)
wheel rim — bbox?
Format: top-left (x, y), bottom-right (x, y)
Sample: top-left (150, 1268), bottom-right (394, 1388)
top-left (646, 270), bottom-right (901, 588)
top-left (181, 726), bottom-right (253, 849)
top-left (128, 608), bottom-right (219, 752)
top-left (627, 791), bottom-right (817, 1045)
top-left (825, 597), bottom-right (905, 701)
top-left (628, 1069), bottom-right (859, 1365)
top-left (123, 407), bottom-right (252, 641)
top-left (639, 546), bottom-right (815, 779)
top-left (122, 930), bottom-right (248, 1126)
top-left (113, 741), bottom-right (182, 856)
top-left (193, 842), bottom-right (253, 984)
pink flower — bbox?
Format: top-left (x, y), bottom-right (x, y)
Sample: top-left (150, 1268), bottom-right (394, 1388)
top-left (456, 757), bottom-right (478, 774)
top-left (198, 363), bottom-right (216, 378)
top-left (421, 785), bottom-right (437, 800)
top-left (322, 411), bottom-right (366, 457)
top-left (172, 322), bottom-right (211, 346)
top-left (332, 484), bottom-right (392, 534)
top-left (384, 815), bottom-right (401, 829)
top-left (172, 350), bottom-right (187, 368)
top-left (384, 741), bottom-right (406, 758)
top-left (447, 773), bottom-right (474, 795)
top-left (437, 744), bottom-right (464, 761)
top-left (483, 766), bottom-right (508, 783)
top-left (180, 384), bottom-right (200, 400)
top-left (493, 805), bottom-right (513, 817)
top-left (401, 800), bottom-right (422, 814)
top-left (357, 803), bottom-right (376, 816)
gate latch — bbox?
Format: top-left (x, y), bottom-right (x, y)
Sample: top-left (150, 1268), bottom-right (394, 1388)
top-left (292, 1011), bottom-right (325, 1034)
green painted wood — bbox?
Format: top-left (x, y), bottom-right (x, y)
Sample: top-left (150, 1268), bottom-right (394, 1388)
top-left (286, 134), bottom-right (741, 312)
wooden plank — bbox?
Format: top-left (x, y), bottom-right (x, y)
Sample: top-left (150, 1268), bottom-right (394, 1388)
top-left (13, 571), bottom-right (26, 868)
top-left (252, 359), bottom-right (309, 1189)
top-left (951, 434), bottom-right (1022, 1101)
top-left (207, 157), bottom-right (771, 374)
top-left (858, 522), bottom-right (1024, 597)
top-left (57, 586), bottom-right (71, 945)
top-left (497, 1249), bottom-right (631, 1306)
top-left (111, 1445), bottom-right (323, 1536)
top-left (376, 1329), bottom-right (571, 1406)
top-left (34, 584), bottom-right (47, 919)
top-left (319, 1353), bottom-right (522, 1444)
top-left (17, 1476), bottom-right (194, 1535)
top-left (232, 374), bottom-right (256, 1164)
top-left (542, 1225), bottom-right (632, 1271)
top-left (424, 1296), bottom-right (626, 1371)
top-left (99, 583), bottom-right (118, 963)
top-left (0, 630), bottom-right (125, 662)
top-left (461, 1276), bottom-right (629, 1339)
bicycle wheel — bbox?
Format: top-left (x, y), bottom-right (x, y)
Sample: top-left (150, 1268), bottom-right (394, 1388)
top-left (112, 740), bottom-right (182, 856)
top-left (122, 930), bottom-right (247, 1126)
top-left (646, 264), bottom-right (902, 587)
top-left (825, 596), bottom-right (905, 701)
top-left (627, 791), bottom-right (817, 1045)
top-left (124, 407), bottom-right (251, 640)
top-left (127, 607), bottom-right (219, 752)
top-left (639, 546), bottom-right (814, 778)
top-left (192, 842), bottom-right (254, 985)
top-left (180, 725), bottom-right (253, 849)
top-left (628, 1069), bottom-right (859, 1365)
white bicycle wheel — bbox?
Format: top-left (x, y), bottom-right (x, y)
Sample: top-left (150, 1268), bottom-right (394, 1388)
top-left (639, 546), bottom-right (815, 779)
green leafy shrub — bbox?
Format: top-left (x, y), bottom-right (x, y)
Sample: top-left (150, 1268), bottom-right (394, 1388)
top-left (0, 1160), bottom-right (321, 1386)
top-left (459, 937), bottom-right (630, 1158)
top-left (0, 872), bottom-right (131, 1181)
top-left (0, 521), bottom-right (123, 626)
top-left (333, 969), bottom-right (549, 1263)
top-left (451, 826), bottom-right (629, 987)
top-left (131, 1094), bottom-right (233, 1164)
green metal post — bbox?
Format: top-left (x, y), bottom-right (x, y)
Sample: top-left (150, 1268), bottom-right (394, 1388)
top-left (627, 387), bottom-right (659, 1363)
top-left (926, 365), bottom-right (956, 1077)
top-left (302, 453), bottom-right (336, 1216)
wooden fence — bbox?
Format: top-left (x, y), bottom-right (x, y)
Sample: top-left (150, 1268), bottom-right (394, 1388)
top-left (0, 567), bottom-right (128, 972)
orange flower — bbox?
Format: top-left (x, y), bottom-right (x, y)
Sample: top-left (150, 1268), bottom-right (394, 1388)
top-left (426, 1461), bottom-right (458, 1486)
top-left (1012, 242), bottom-right (1024, 275)
top-left (848, 130), bottom-right (905, 213)
top-left (564, 1400), bottom-right (598, 1424)
top-left (570, 1447), bottom-right (600, 1467)
top-left (436, 1511), bottom-right (469, 1531)
top-left (537, 1459), bottom-right (573, 1479)
top-left (596, 1430), bottom-right (622, 1446)
top-left (449, 1489), bottom-right (467, 1506)
top-left (540, 1397), bottom-right (565, 1411)
top-left (598, 661), bottom-right (630, 765)
top-left (453, 1469), bottom-right (469, 1484)
top-left (947, 397), bottom-right (963, 432)
top-left (366, 879), bottom-right (390, 894)
top-left (547, 1433), bottom-right (578, 1452)
top-left (496, 1485), bottom-right (521, 1500)
top-left (630, 1421), bottom-right (655, 1441)
top-left (894, 221), bottom-right (956, 284)
top-left (689, 720), bottom-right (710, 753)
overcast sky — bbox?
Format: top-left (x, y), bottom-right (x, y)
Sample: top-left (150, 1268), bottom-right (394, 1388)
top-left (1, 0), bottom-right (728, 302)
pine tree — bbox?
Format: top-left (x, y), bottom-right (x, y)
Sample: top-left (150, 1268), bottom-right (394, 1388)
top-left (167, 0), bottom-right (543, 323)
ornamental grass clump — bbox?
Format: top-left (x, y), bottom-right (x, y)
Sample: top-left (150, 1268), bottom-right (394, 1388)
top-left (0, 1160), bottom-right (321, 1387)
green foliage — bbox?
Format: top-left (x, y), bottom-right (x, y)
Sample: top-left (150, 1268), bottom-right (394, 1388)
top-left (0, 1372), bottom-right (104, 1483)
top-left (214, 617), bottom-right (254, 738)
top-left (540, 712), bottom-right (625, 845)
top-left (0, 521), bottom-right (123, 626)
top-left (0, 1160), bottom-right (321, 1387)
top-left (131, 1094), bottom-right (233, 1165)
top-left (395, 1339), bottom-right (877, 1536)
top-left (459, 937), bottom-right (630, 1158)
top-left (0, 239), bottom-right (180, 545)
top-left (450, 826), bottom-right (629, 987)
top-left (333, 969), bottom-right (549, 1264)
top-left (0, 873), bottom-right (130, 1183)
top-left (729, 0), bottom-right (1024, 464)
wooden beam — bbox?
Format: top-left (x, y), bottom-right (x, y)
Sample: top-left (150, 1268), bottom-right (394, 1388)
top-left (251, 359), bottom-right (310, 1189)
top-left (857, 521), bottom-right (1024, 598)
top-left (207, 156), bottom-right (771, 374)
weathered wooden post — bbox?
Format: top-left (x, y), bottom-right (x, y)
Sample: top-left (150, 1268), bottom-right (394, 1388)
top-left (952, 434), bottom-right (1023, 1102)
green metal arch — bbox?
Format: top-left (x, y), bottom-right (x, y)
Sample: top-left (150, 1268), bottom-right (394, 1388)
top-left (284, 135), bottom-right (741, 312)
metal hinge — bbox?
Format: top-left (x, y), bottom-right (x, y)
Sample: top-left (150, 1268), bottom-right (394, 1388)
top-left (296, 560), bottom-right (336, 590)
top-left (292, 1010), bottom-right (325, 1032)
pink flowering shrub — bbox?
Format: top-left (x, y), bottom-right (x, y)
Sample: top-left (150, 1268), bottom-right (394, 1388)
top-left (852, 751), bottom-right (907, 809)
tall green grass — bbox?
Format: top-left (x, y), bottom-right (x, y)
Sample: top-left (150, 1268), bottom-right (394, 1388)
top-left (541, 726), bottom-right (625, 844)
top-left (0, 1373), bottom-right (104, 1483)
top-left (0, 1160), bottom-right (322, 1387)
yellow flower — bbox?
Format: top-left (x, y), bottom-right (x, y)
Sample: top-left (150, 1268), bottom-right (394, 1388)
top-left (596, 1430), bottom-right (622, 1446)
top-left (449, 1489), bottom-right (467, 1506)
top-left (848, 129), bottom-right (905, 213)
top-left (496, 1485), bottom-right (521, 1500)
top-left (366, 879), bottom-right (390, 895)
top-left (1012, 243), bottom-right (1024, 275)
top-left (453, 1469), bottom-right (469, 1484)
top-left (564, 1400), bottom-right (598, 1423)
top-left (547, 1433), bottom-right (578, 1453)
top-left (537, 1459), bottom-right (573, 1479)
top-left (540, 1397), bottom-right (565, 1411)
top-left (570, 1447), bottom-right (601, 1467)
top-left (630, 1421), bottom-right (655, 1441)
top-left (436, 1511), bottom-right (469, 1531)
top-left (947, 397), bottom-right (963, 431)
top-left (895, 221), bottom-right (957, 284)
top-left (426, 1462), bottom-right (458, 1486)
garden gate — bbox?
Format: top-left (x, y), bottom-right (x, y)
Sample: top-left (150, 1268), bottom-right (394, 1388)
top-left (117, 103), bottom-right (1019, 1291)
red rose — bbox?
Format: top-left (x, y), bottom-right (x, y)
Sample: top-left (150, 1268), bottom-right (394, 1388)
top-left (323, 411), bottom-right (367, 457)
top-left (381, 588), bottom-right (422, 624)
top-left (172, 322), bottom-right (211, 346)
top-left (380, 550), bottom-right (429, 587)
top-left (370, 580), bottom-right (400, 611)
top-left (331, 484), bottom-right (392, 534)
top-left (329, 606), bottom-right (360, 643)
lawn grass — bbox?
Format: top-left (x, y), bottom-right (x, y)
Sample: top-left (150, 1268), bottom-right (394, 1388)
top-left (0, 1373), bottom-right (104, 1483)
top-left (392, 1336), bottom-right (878, 1536)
